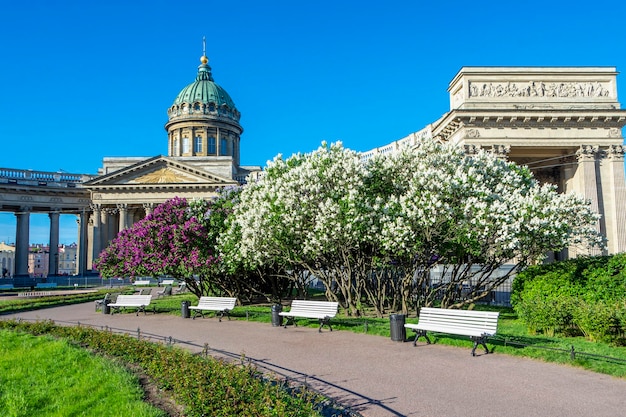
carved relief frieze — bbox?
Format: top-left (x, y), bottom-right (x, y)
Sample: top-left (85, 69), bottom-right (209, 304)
top-left (133, 168), bottom-right (192, 184)
top-left (466, 128), bottom-right (480, 138)
top-left (608, 128), bottom-right (621, 138)
top-left (469, 81), bottom-right (611, 99)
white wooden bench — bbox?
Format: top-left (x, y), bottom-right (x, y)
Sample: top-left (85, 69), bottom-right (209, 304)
top-left (279, 300), bottom-right (339, 332)
top-left (160, 279), bottom-right (175, 286)
top-left (132, 279), bottom-right (151, 286)
top-left (189, 296), bottom-right (237, 321)
top-left (404, 307), bottom-right (500, 356)
top-left (107, 294), bottom-right (153, 316)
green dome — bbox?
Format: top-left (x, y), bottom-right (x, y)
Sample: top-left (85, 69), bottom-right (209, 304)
top-left (172, 58), bottom-right (237, 110)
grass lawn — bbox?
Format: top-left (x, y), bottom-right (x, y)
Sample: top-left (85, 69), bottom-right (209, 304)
top-left (0, 329), bottom-right (167, 417)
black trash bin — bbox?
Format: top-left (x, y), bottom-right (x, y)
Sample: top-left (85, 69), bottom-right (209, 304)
top-left (271, 304), bottom-right (283, 327)
top-left (181, 300), bottom-right (190, 319)
top-left (102, 299), bottom-right (111, 315)
top-left (390, 314), bottom-right (406, 342)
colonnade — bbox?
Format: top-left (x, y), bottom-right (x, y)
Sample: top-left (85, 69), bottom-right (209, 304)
top-left (10, 208), bottom-right (87, 278)
top-left (6, 202), bottom-right (152, 279)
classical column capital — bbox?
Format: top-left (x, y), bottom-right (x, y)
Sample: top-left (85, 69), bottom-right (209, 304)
top-left (490, 144), bottom-right (510, 160)
top-left (606, 145), bottom-right (626, 160)
top-left (464, 144), bottom-right (482, 156)
top-left (576, 145), bottom-right (599, 161)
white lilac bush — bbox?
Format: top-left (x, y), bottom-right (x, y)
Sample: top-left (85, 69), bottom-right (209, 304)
top-left (221, 139), bottom-right (603, 315)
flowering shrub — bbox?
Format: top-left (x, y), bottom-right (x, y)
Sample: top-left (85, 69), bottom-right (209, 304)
top-left (94, 197), bottom-right (217, 296)
top-left (225, 139), bottom-right (603, 315)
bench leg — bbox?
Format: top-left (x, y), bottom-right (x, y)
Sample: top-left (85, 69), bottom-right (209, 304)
top-left (471, 336), bottom-right (490, 356)
top-left (218, 309), bottom-right (231, 322)
top-left (318, 317), bottom-right (332, 332)
top-left (283, 316), bottom-right (296, 328)
top-left (411, 330), bottom-right (431, 347)
top-left (192, 310), bottom-right (204, 320)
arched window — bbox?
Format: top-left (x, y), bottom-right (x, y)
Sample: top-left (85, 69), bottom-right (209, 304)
top-left (173, 138), bottom-right (179, 155)
top-left (182, 137), bottom-right (190, 154)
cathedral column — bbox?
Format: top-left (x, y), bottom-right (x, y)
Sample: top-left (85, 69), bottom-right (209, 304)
top-left (216, 127), bottom-right (221, 155)
top-left (48, 210), bottom-right (60, 276)
top-left (143, 203), bottom-right (154, 217)
top-left (91, 204), bottom-right (102, 268)
top-left (76, 210), bottom-right (89, 276)
top-left (117, 204), bottom-right (128, 231)
top-left (105, 208), bottom-right (118, 245)
top-left (576, 145), bottom-right (602, 255)
top-left (605, 145), bottom-right (626, 253)
top-left (14, 207), bottom-right (31, 277)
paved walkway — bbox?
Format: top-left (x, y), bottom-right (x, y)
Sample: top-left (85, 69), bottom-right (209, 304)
top-left (3, 302), bottom-right (626, 417)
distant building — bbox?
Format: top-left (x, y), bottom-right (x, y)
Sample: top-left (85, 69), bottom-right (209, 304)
top-left (0, 242), bottom-right (15, 278)
top-left (26, 243), bottom-right (77, 277)
top-left (58, 243), bottom-right (78, 276)
top-left (28, 244), bottom-right (48, 277)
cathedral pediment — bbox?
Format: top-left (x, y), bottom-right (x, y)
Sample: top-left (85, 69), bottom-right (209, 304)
top-left (83, 156), bottom-right (237, 188)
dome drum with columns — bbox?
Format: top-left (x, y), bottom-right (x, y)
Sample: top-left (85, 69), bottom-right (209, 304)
top-left (165, 54), bottom-right (243, 168)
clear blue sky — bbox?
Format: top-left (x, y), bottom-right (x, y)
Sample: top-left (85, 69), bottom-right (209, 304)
top-left (1, 0), bottom-right (626, 244)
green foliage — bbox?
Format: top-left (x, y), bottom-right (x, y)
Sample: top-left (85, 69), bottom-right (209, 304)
top-left (512, 254), bottom-right (626, 341)
top-left (0, 321), bottom-right (321, 417)
top-left (572, 300), bottom-right (621, 342)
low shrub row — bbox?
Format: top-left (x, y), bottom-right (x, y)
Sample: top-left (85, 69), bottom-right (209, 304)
top-left (0, 320), bottom-right (323, 417)
top-left (512, 254), bottom-right (626, 343)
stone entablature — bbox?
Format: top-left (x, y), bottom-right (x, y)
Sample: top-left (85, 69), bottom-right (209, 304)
top-left (449, 67), bottom-right (620, 110)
